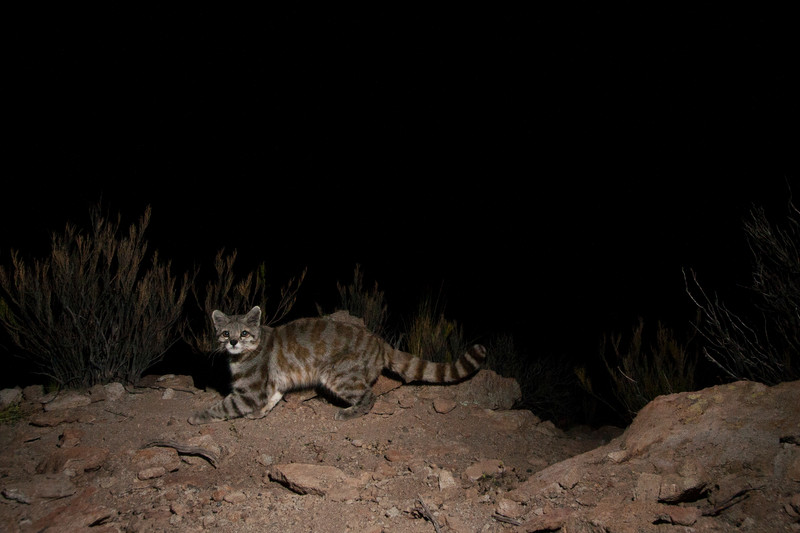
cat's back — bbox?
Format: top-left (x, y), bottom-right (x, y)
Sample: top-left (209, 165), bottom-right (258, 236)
top-left (273, 315), bottom-right (372, 347)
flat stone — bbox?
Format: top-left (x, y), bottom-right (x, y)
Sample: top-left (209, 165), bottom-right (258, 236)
top-left (463, 459), bottom-right (504, 482)
top-left (35, 446), bottom-right (109, 475)
top-left (0, 387), bottom-right (22, 409)
top-left (433, 398), bottom-right (457, 414)
top-left (438, 469), bottom-right (458, 490)
top-left (138, 466), bottom-right (166, 480)
top-left (132, 447), bottom-right (181, 473)
top-left (634, 473), bottom-right (662, 501)
top-left (268, 463), bottom-right (348, 496)
top-left (43, 391), bottom-right (91, 411)
top-left (57, 428), bottom-right (84, 448)
top-left (103, 382), bottom-right (126, 401)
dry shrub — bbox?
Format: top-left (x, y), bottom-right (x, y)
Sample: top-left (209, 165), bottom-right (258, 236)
top-left (404, 294), bottom-right (468, 363)
top-left (0, 206), bottom-right (192, 387)
top-left (603, 318), bottom-right (697, 421)
top-left (188, 249), bottom-right (306, 353)
top-left (486, 334), bottom-right (576, 422)
top-left (323, 264), bottom-right (388, 336)
top-left (685, 198), bottom-right (800, 384)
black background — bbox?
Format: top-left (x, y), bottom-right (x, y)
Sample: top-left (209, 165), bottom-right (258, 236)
top-left (2, 7), bottom-right (797, 383)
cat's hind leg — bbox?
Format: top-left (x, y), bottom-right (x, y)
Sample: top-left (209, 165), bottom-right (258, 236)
top-left (333, 387), bottom-right (376, 420)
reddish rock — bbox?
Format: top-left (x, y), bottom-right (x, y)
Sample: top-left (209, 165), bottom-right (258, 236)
top-left (35, 446), bottom-right (109, 475)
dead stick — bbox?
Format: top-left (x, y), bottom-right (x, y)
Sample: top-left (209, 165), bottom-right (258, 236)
top-left (416, 495), bottom-right (441, 533)
top-left (493, 512), bottom-right (523, 526)
top-left (144, 440), bottom-right (219, 468)
top-left (702, 489), bottom-right (754, 517)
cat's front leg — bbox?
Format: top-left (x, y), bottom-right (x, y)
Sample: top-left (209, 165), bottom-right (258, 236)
top-left (188, 390), bottom-right (256, 424)
top-left (243, 386), bottom-right (284, 420)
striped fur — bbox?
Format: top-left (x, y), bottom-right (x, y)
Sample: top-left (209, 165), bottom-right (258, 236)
top-left (188, 306), bottom-right (487, 424)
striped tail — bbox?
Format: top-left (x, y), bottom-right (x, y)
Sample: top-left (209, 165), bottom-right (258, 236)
top-left (388, 344), bottom-right (487, 383)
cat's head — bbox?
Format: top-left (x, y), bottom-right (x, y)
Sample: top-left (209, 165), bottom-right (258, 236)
top-left (211, 306), bottom-right (262, 357)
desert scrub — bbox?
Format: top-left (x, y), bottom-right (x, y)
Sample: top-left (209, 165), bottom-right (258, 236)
top-left (486, 334), bottom-right (577, 421)
top-left (404, 294), bottom-right (468, 363)
top-left (686, 197), bottom-right (800, 384)
top-left (0, 403), bottom-right (23, 425)
top-left (188, 249), bottom-right (306, 353)
top-left (320, 264), bottom-right (388, 336)
top-left (579, 317), bottom-right (698, 423)
top-left (0, 206), bottom-right (193, 388)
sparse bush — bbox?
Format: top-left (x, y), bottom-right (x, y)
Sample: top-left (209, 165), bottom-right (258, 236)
top-left (685, 198), bottom-right (800, 384)
top-left (578, 318), bottom-right (698, 423)
top-left (0, 206), bottom-right (192, 387)
top-left (188, 249), bottom-right (306, 353)
top-left (404, 294), bottom-right (468, 363)
top-left (322, 264), bottom-right (388, 336)
top-left (486, 334), bottom-right (578, 422)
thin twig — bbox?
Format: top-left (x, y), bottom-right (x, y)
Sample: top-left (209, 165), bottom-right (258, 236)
top-left (143, 439), bottom-right (219, 468)
top-left (702, 488), bottom-right (756, 517)
top-left (492, 512), bottom-right (523, 526)
top-left (416, 495), bottom-right (441, 533)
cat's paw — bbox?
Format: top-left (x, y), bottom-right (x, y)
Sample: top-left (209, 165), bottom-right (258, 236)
top-left (188, 413), bottom-right (209, 425)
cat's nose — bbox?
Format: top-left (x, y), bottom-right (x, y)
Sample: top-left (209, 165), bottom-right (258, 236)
top-left (230, 340), bottom-right (238, 346)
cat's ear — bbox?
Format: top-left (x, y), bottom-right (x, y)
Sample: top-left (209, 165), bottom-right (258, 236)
top-left (211, 310), bottom-right (227, 328)
top-left (245, 306), bottom-right (262, 326)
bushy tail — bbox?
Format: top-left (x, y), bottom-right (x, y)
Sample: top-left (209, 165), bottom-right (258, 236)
top-left (388, 344), bottom-right (487, 383)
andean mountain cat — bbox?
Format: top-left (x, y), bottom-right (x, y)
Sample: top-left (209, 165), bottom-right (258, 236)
top-left (189, 306), bottom-right (486, 424)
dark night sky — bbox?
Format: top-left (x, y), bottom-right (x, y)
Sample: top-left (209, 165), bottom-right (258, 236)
top-left (3, 7), bottom-right (798, 361)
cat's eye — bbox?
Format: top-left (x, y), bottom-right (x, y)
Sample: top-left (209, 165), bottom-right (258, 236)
top-left (222, 331), bottom-right (229, 338)
top-left (241, 330), bottom-right (249, 338)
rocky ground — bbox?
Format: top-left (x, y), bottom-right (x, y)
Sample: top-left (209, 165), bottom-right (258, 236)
top-left (0, 369), bottom-right (798, 532)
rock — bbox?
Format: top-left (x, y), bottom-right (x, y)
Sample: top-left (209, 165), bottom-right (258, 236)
top-left (224, 490), bottom-right (247, 503)
top-left (29, 410), bottom-right (82, 427)
top-left (514, 379), bottom-right (800, 531)
top-left (36, 475), bottom-right (78, 499)
top-left (0, 386), bottom-right (22, 409)
top-left (36, 446), bottom-right (109, 475)
top-left (655, 504), bottom-right (702, 526)
top-left (521, 508), bottom-right (571, 532)
top-left (788, 453), bottom-right (800, 482)
top-left (132, 447), bottom-right (182, 473)
top-left (325, 310), bottom-right (365, 327)
top-left (438, 469), bottom-right (458, 490)
top-left (373, 375), bottom-right (403, 397)
top-left (43, 391), bottom-right (92, 411)
top-left (432, 398), bottom-right (457, 414)
top-left (2, 487), bottom-right (31, 504)
top-left (448, 369), bottom-right (521, 410)
top-left (633, 472), bottom-right (661, 501)
top-left (155, 374), bottom-right (195, 390)
top-left (57, 428), bottom-right (84, 448)
top-left (268, 463), bottom-right (359, 498)
top-left (138, 466), bottom-right (167, 480)
top-left (384, 448), bottom-right (413, 462)
top-left (31, 488), bottom-right (116, 532)
top-left (88, 383), bottom-right (107, 402)
top-left (103, 382), bottom-right (126, 401)
top-left (496, 497), bottom-right (526, 518)
top-left (556, 464), bottom-right (582, 490)
top-left (22, 384), bottom-right (44, 402)
top-left (371, 398), bottom-right (396, 415)
top-left (658, 474), bottom-right (707, 503)
top-left (463, 459), bottom-right (504, 482)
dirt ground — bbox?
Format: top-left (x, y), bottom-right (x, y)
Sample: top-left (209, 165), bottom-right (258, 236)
top-left (2, 373), bottom-right (798, 532)
top-left (0, 372), bottom-right (610, 532)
